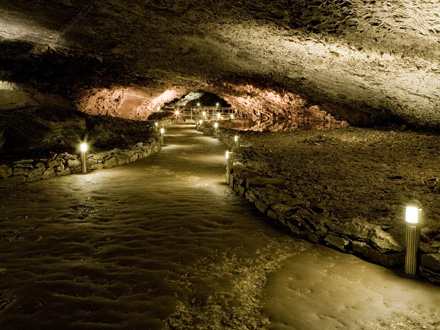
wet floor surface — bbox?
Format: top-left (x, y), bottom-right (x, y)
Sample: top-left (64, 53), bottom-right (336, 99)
top-left (0, 124), bottom-right (439, 329)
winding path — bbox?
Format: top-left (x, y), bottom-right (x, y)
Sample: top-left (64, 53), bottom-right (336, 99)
top-left (0, 124), bottom-right (439, 329)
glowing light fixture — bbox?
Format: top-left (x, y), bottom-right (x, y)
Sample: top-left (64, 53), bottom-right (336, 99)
top-left (214, 122), bottom-right (218, 129)
top-left (80, 142), bottom-right (88, 174)
top-left (202, 111), bottom-right (206, 116)
top-left (405, 200), bottom-right (422, 276)
top-left (80, 143), bottom-right (88, 153)
top-left (197, 102), bottom-right (201, 107)
top-left (216, 102), bottom-right (219, 107)
top-left (234, 135), bottom-right (240, 148)
top-left (226, 150), bottom-right (233, 185)
top-left (217, 113), bottom-right (221, 119)
top-left (155, 122), bottom-right (159, 127)
top-left (230, 114), bottom-right (235, 119)
top-left (199, 120), bottom-right (203, 125)
top-left (159, 128), bottom-right (165, 144)
top-left (405, 206), bottom-right (419, 224)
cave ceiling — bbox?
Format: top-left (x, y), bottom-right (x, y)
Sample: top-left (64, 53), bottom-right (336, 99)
top-left (1, 0), bottom-right (440, 128)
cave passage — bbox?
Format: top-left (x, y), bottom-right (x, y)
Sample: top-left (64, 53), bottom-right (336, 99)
top-left (0, 124), bottom-right (439, 329)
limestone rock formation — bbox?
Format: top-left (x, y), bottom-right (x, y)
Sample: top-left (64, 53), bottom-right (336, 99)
top-left (1, 1), bottom-right (440, 128)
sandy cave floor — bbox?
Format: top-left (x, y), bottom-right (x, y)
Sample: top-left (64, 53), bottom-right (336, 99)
top-left (0, 124), bottom-right (440, 329)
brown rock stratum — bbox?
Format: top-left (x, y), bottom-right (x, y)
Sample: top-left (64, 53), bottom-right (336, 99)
top-left (1, 0), bottom-right (440, 128)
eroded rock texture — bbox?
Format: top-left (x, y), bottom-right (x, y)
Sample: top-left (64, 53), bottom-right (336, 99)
top-left (1, 1), bottom-right (440, 128)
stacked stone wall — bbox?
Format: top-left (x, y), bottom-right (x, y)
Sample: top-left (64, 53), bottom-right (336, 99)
top-left (0, 138), bottom-right (161, 187)
top-left (196, 124), bottom-right (440, 285)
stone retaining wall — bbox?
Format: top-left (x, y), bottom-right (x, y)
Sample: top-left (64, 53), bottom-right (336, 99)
top-left (0, 138), bottom-right (161, 187)
top-left (197, 123), bottom-right (440, 285)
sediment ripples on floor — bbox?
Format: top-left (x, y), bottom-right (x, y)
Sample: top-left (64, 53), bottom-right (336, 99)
top-left (1, 125), bottom-right (439, 330)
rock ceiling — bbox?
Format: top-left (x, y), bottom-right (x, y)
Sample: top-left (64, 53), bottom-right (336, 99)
top-left (1, 0), bottom-right (440, 128)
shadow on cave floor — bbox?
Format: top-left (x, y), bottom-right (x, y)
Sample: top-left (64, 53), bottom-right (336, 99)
top-left (0, 124), bottom-right (439, 329)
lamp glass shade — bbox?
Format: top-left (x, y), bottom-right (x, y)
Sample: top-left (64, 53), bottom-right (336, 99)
top-left (406, 206), bottom-right (419, 224)
top-left (80, 143), bottom-right (88, 152)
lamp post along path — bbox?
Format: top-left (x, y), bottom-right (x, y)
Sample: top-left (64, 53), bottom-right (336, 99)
top-left (160, 128), bottom-right (165, 145)
top-left (405, 202), bottom-right (421, 276)
top-left (80, 142), bottom-right (88, 174)
top-left (226, 151), bottom-right (233, 185)
top-left (234, 135), bottom-right (240, 149)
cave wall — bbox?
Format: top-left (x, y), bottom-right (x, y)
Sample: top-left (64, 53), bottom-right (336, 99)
top-left (1, 1), bottom-right (439, 128)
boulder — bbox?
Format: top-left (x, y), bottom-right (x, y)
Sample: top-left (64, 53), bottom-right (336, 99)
top-left (14, 166), bottom-right (29, 176)
top-left (54, 163), bottom-right (65, 172)
top-left (27, 165), bottom-right (46, 182)
top-left (0, 165), bottom-right (12, 178)
top-left (0, 175), bottom-right (26, 187)
top-left (91, 163), bottom-right (104, 170)
top-left (420, 254), bottom-right (440, 284)
top-left (116, 153), bottom-right (130, 165)
top-left (325, 234), bottom-right (350, 252)
top-left (67, 159), bottom-right (81, 168)
top-left (42, 168), bottom-right (56, 180)
top-left (104, 157), bottom-right (117, 168)
top-left (129, 153), bottom-right (139, 162)
top-left (57, 168), bottom-right (71, 176)
top-left (352, 241), bottom-right (404, 267)
top-left (328, 217), bottom-right (403, 253)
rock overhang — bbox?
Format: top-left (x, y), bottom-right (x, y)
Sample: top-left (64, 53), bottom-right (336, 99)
top-left (1, 0), bottom-right (440, 129)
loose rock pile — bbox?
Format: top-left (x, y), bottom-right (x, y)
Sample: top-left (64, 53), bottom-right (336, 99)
top-left (0, 138), bottom-right (161, 187)
top-left (198, 123), bottom-right (440, 285)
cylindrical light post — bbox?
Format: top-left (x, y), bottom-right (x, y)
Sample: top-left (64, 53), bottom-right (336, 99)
top-left (226, 151), bottom-right (233, 185)
top-left (405, 201), bottom-right (422, 276)
top-left (80, 142), bottom-right (88, 174)
top-left (214, 122), bottom-right (219, 135)
top-left (234, 135), bottom-right (240, 149)
top-left (160, 128), bottom-right (165, 145)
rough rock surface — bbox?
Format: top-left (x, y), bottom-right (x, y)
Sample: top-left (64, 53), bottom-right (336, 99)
top-left (200, 124), bottom-right (440, 283)
top-left (1, 1), bottom-right (440, 128)
top-left (0, 103), bottom-right (157, 159)
top-left (0, 139), bottom-right (162, 187)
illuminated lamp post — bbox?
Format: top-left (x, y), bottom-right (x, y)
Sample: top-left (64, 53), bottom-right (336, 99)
top-left (155, 122), bottom-right (159, 128)
top-left (405, 200), bottom-right (422, 276)
top-left (217, 113), bottom-right (221, 120)
top-left (234, 135), bottom-right (240, 149)
top-left (80, 142), bottom-right (88, 174)
top-left (226, 151), bottom-right (233, 185)
top-left (160, 128), bottom-right (165, 145)
top-left (213, 122), bottom-right (219, 135)
top-left (174, 110), bottom-right (180, 122)
top-left (230, 114), bottom-right (235, 120)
